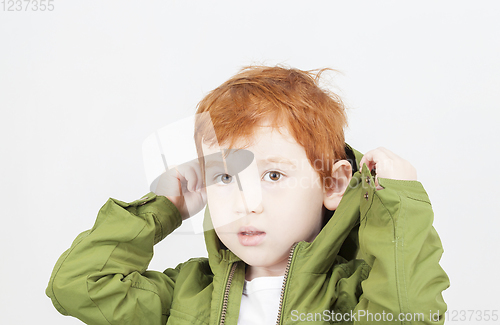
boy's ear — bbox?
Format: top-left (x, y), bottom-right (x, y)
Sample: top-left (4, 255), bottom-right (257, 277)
top-left (323, 160), bottom-right (353, 211)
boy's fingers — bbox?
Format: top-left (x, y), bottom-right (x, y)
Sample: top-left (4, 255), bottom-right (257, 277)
top-left (377, 146), bottom-right (401, 161)
top-left (194, 164), bottom-right (203, 191)
top-left (359, 147), bottom-right (416, 181)
top-left (181, 166), bottom-right (198, 192)
top-left (360, 148), bottom-right (397, 181)
top-left (186, 161), bottom-right (203, 191)
top-left (168, 164), bottom-right (194, 193)
top-left (359, 148), bottom-right (388, 171)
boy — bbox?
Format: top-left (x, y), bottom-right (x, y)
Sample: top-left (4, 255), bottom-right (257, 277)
top-left (46, 66), bottom-right (449, 324)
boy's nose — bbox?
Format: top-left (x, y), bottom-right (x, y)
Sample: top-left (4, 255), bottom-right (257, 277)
top-left (233, 159), bottom-right (263, 216)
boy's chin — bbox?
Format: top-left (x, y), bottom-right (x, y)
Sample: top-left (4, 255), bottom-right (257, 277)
top-left (237, 251), bottom-right (285, 268)
top-left (231, 249), bottom-right (267, 266)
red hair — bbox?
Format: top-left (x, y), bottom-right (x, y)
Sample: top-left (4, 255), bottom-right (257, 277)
top-left (194, 65), bottom-right (348, 189)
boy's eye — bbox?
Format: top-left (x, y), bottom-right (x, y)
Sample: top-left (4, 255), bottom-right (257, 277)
top-left (263, 171), bottom-right (283, 182)
top-left (214, 174), bottom-right (233, 185)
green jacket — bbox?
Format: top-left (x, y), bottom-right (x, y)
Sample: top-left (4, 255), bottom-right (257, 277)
top-left (46, 145), bottom-right (449, 324)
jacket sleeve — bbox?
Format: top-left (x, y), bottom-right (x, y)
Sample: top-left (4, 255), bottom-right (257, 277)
top-left (46, 192), bottom-right (183, 325)
top-left (355, 165), bottom-right (450, 324)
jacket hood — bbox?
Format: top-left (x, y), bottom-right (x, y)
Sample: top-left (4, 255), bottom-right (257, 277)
top-left (202, 144), bottom-right (365, 273)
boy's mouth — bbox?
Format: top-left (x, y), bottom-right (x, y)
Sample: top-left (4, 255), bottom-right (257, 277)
top-left (239, 231), bottom-right (264, 236)
top-left (238, 226), bottom-right (266, 246)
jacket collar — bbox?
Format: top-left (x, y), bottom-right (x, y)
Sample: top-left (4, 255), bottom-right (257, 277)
top-left (203, 143), bottom-right (366, 273)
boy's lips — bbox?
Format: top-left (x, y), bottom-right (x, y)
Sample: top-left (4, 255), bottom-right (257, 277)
top-left (238, 226), bottom-right (266, 246)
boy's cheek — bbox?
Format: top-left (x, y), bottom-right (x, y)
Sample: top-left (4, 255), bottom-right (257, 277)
top-left (210, 212), bottom-right (239, 230)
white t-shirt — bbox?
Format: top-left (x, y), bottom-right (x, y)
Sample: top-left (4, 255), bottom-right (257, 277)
top-left (237, 275), bottom-right (284, 325)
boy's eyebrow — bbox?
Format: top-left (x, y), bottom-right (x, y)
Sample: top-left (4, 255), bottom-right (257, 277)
top-left (205, 159), bottom-right (226, 171)
top-left (257, 156), bottom-right (296, 167)
top-left (205, 155), bottom-right (296, 170)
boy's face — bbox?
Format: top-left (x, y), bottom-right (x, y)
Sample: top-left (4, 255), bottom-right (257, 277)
top-left (201, 125), bottom-right (329, 271)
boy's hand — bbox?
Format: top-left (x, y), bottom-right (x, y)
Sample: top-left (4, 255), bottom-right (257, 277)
top-left (358, 147), bottom-right (417, 191)
top-left (154, 160), bottom-right (207, 220)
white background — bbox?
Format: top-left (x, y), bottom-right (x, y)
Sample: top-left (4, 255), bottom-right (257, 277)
top-left (1, 1), bottom-right (499, 324)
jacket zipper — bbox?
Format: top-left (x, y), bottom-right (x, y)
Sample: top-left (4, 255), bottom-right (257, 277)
top-left (275, 242), bottom-right (298, 325)
top-left (219, 262), bottom-right (238, 325)
top-left (218, 242), bottom-right (298, 325)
